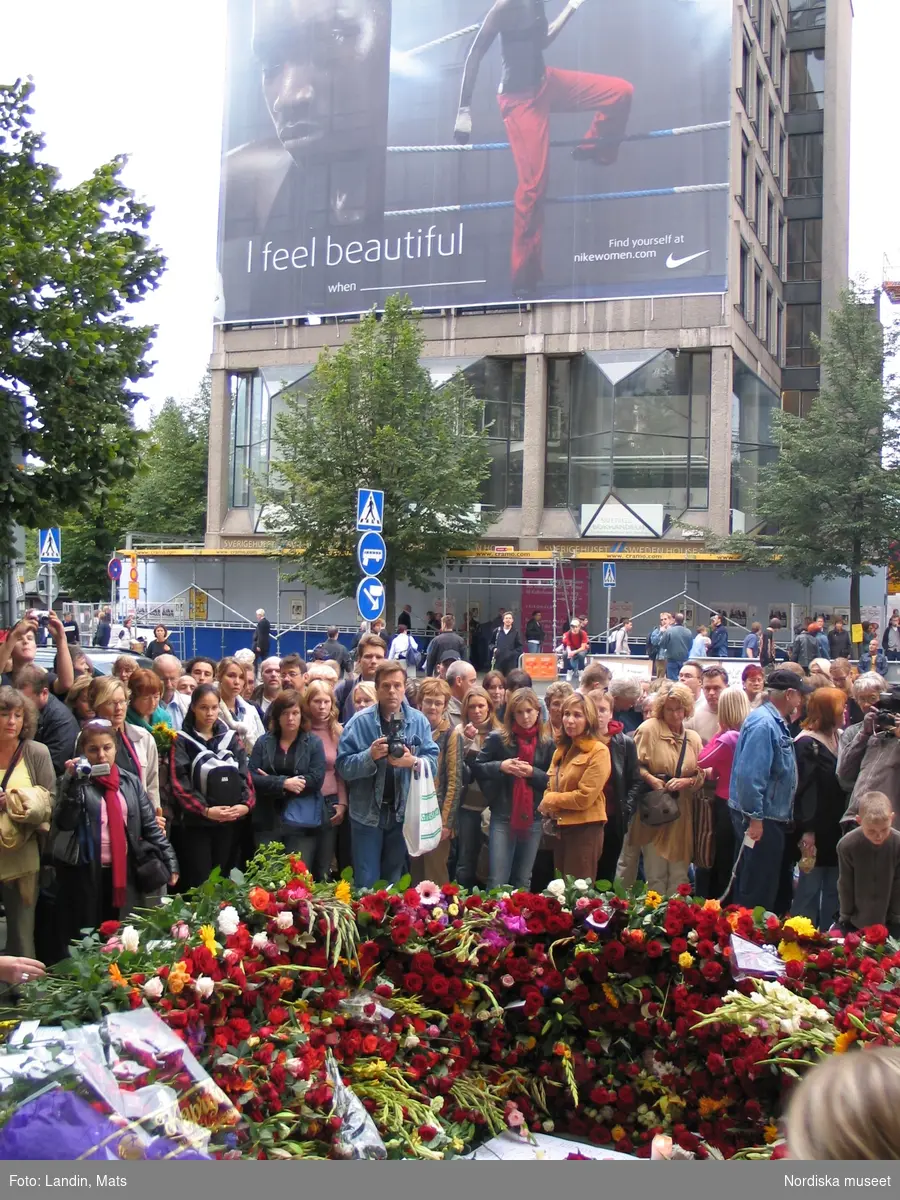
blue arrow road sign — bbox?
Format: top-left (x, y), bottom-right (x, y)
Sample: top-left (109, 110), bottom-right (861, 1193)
top-left (356, 488), bottom-right (384, 532)
top-left (603, 561), bottom-right (617, 588)
top-left (38, 528), bottom-right (62, 564)
top-left (357, 531), bottom-right (387, 577)
top-left (356, 575), bottom-right (386, 622)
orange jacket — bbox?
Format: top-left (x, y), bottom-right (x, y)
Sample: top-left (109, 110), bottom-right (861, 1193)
top-left (541, 737), bottom-right (610, 826)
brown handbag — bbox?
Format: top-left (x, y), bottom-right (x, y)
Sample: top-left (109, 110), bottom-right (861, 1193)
top-left (692, 780), bottom-right (717, 869)
top-left (636, 736), bottom-right (688, 828)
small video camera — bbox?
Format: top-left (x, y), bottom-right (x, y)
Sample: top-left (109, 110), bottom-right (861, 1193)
top-left (75, 758), bottom-right (112, 779)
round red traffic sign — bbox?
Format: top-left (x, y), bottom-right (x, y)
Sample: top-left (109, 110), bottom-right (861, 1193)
top-left (107, 559), bottom-right (122, 581)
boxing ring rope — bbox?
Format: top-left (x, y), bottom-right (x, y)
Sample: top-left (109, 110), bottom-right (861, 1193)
top-left (385, 181), bottom-right (728, 219)
top-left (401, 23), bottom-right (482, 56)
top-left (386, 119), bottom-right (730, 154)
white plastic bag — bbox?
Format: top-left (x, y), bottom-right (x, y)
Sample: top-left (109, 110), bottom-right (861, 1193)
top-left (403, 759), bottom-right (442, 857)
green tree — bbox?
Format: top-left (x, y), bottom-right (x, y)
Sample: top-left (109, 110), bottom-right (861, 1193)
top-left (260, 295), bottom-right (492, 627)
top-left (710, 284), bottom-right (900, 631)
top-left (57, 490), bottom-right (128, 600)
top-left (0, 80), bottom-right (164, 559)
top-left (127, 375), bottom-right (210, 542)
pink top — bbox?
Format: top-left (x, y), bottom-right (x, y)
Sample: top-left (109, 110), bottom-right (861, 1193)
top-left (697, 728), bottom-right (740, 800)
top-left (311, 723), bottom-right (347, 805)
top-left (100, 791), bottom-right (129, 865)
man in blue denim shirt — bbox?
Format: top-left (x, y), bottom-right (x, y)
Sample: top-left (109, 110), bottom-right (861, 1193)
top-left (337, 660), bottom-right (439, 888)
top-left (728, 669), bottom-right (809, 911)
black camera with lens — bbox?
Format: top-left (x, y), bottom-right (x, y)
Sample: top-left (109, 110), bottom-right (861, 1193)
top-left (385, 714), bottom-right (406, 760)
top-left (873, 686), bottom-right (900, 732)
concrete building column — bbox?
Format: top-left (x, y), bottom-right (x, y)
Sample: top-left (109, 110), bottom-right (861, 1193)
top-left (520, 345), bottom-right (547, 548)
top-left (707, 346), bottom-right (733, 537)
top-left (205, 368), bottom-right (231, 549)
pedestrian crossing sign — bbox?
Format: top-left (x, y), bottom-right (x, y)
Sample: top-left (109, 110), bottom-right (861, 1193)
top-left (38, 527), bottom-right (62, 564)
top-left (356, 488), bottom-right (384, 532)
top-left (603, 561), bottom-right (616, 588)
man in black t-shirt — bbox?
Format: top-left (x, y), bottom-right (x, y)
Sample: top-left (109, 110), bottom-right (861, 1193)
top-left (425, 615), bottom-right (468, 676)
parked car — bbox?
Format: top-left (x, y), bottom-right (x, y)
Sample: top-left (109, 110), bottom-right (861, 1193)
top-left (34, 648), bottom-right (154, 677)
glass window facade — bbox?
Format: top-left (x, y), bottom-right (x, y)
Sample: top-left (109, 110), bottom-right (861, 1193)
top-left (788, 0), bottom-right (826, 31)
top-left (732, 358), bottom-right (780, 526)
top-left (790, 47), bottom-right (826, 112)
top-left (228, 367), bottom-right (316, 512)
top-left (457, 358), bottom-right (525, 512)
top-left (545, 350), bottom-right (711, 514)
top-left (788, 133), bottom-right (824, 197)
top-left (783, 390), bottom-right (819, 417)
top-left (787, 217), bottom-right (823, 281)
top-left (786, 303), bottom-right (821, 367)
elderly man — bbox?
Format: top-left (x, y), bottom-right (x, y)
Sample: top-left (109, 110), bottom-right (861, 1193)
top-left (446, 659), bottom-right (477, 727)
top-left (608, 676), bottom-right (643, 734)
top-left (252, 608), bottom-right (272, 671)
top-left (838, 672), bottom-right (900, 826)
top-left (251, 656), bottom-right (282, 716)
top-left (152, 653), bottom-right (187, 730)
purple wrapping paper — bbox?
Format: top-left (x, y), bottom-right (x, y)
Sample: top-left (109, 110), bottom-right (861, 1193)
top-left (730, 933), bottom-right (787, 982)
top-left (0, 1089), bottom-right (208, 1160)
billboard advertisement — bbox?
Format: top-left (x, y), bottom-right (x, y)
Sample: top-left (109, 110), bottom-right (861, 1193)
top-left (217, 0), bottom-right (732, 322)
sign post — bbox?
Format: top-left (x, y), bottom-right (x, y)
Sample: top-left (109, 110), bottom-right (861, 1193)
top-left (603, 561), bottom-right (616, 652)
top-left (38, 528), bottom-right (62, 611)
top-left (356, 489), bottom-right (386, 625)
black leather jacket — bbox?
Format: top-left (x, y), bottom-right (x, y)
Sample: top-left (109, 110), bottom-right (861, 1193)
top-left (473, 730), bottom-right (554, 822)
top-left (53, 769), bottom-right (178, 876)
top-left (607, 732), bottom-right (643, 843)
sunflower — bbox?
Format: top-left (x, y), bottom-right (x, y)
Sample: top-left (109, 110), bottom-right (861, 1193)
top-left (334, 880), bottom-right (352, 904)
top-left (644, 891), bottom-right (663, 910)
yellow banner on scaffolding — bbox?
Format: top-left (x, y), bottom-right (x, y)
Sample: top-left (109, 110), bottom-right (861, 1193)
top-left (188, 588), bottom-right (208, 622)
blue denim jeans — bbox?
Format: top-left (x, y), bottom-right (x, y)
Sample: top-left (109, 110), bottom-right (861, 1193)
top-left (351, 808), bottom-right (408, 889)
top-left (791, 865), bottom-right (840, 930)
top-left (488, 817), bottom-right (543, 891)
top-left (666, 660), bottom-right (685, 681)
top-left (730, 810), bottom-right (786, 913)
top-left (567, 653), bottom-right (586, 679)
top-left (454, 808), bottom-right (484, 890)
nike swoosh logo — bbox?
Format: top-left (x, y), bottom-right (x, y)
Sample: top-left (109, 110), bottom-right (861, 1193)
top-left (666, 250), bottom-right (710, 269)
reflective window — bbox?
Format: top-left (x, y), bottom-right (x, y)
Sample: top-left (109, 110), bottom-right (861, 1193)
top-left (229, 373), bottom-right (268, 508)
top-left (788, 0), bottom-right (826, 31)
top-left (788, 133), bottom-right (824, 197)
top-left (739, 240), bottom-right (750, 315)
top-left (787, 217), bottom-right (822, 281)
top-left (783, 389), bottom-right (818, 417)
top-left (545, 351), bottom-right (711, 514)
top-left (786, 304), bottom-right (821, 367)
top-left (790, 47), bottom-right (825, 111)
top-left (732, 358), bottom-right (780, 525)
top-left (459, 358), bottom-right (525, 511)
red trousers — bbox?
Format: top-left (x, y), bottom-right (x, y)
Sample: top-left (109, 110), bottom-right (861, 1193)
top-left (498, 67), bottom-right (634, 288)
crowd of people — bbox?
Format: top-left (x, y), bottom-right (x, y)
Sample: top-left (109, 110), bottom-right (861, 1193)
top-left (1, 599), bottom-right (899, 976)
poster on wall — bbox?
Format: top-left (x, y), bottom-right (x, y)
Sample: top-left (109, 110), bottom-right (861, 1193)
top-left (216, 0), bottom-right (732, 321)
top-left (610, 601), bottom-right (633, 625)
top-left (767, 604), bottom-right (788, 628)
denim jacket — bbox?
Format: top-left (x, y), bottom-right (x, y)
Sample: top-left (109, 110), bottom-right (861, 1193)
top-left (728, 701), bottom-right (797, 823)
top-left (336, 699), bottom-right (439, 828)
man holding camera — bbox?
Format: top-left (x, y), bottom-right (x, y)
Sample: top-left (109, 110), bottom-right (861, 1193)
top-left (337, 660), bottom-right (439, 888)
top-left (837, 686), bottom-right (900, 827)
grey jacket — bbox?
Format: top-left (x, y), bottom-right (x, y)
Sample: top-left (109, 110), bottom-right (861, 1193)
top-left (837, 724), bottom-right (900, 824)
top-left (659, 624), bottom-right (693, 663)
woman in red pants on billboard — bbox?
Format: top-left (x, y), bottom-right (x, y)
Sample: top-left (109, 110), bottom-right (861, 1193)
top-left (454, 0), bottom-right (633, 294)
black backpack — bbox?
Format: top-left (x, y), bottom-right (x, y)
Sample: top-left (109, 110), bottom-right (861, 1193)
top-left (179, 730), bottom-right (243, 807)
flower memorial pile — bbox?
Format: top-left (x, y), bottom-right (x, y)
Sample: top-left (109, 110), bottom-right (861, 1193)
top-left (9, 845), bottom-right (900, 1161)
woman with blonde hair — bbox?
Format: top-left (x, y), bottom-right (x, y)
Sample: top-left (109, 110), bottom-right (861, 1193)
top-left (0, 687), bottom-right (55, 960)
top-left (111, 655), bottom-right (137, 687)
top-left (216, 656), bottom-right (265, 753)
top-left (538, 693), bottom-right (610, 880)
top-left (87, 675), bottom-right (161, 817)
top-left (785, 1047), bottom-right (900, 1159)
top-left (545, 680), bottom-right (575, 738)
top-left (474, 688), bottom-right (554, 890)
top-left (65, 675), bottom-right (95, 724)
top-left (618, 682), bottom-right (704, 895)
top-left (790, 686), bottom-right (848, 929)
top-left (299, 680), bottom-right (348, 880)
top-left (456, 686), bottom-right (501, 889)
top-left (696, 685), bottom-right (750, 900)
top-left (352, 681), bottom-right (377, 712)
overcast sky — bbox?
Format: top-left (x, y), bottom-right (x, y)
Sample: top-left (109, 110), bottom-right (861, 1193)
top-left (0, 0), bottom-right (896, 421)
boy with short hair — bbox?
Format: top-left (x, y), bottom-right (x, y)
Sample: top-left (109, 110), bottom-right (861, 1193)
top-left (837, 791), bottom-right (900, 936)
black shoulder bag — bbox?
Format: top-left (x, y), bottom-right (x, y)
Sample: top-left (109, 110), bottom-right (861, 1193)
top-left (636, 735), bottom-right (689, 828)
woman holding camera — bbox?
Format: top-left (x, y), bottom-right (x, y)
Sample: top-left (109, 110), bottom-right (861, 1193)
top-left (171, 684), bottom-right (254, 888)
top-left (249, 689), bottom-right (327, 869)
top-left (51, 719), bottom-right (178, 950)
top-left (0, 687), bottom-right (55, 960)
top-left (88, 675), bottom-right (161, 816)
top-left (619, 683), bottom-right (704, 895)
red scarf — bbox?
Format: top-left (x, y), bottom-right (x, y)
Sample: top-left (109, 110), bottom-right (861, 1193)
top-left (93, 764), bottom-right (128, 910)
top-left (119, 728), bottom-right (143, 782)
top-left (511, 722), bottom-right (539, 838)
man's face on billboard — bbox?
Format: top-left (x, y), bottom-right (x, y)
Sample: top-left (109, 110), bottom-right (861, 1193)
top-left (253, 0), bottom-right (388, 166)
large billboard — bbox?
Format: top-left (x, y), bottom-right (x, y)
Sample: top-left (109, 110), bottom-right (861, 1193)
top-left (216, 0), bottom-right (732, 322)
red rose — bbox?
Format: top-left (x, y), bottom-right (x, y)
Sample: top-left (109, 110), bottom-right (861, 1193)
top-left (646, 940), bottom-right (664, 958)
top-left (404, 888), bottom-right (420, 907)
top-left (362, 1034), bottom-right (379, 1054)
top-left (676, 883), bottom-right (692, 897)
top-left (784, 960), bottom-right (804, 979)
top-left (864, 924), bottom-right (889, 946)
top-left (391, 927), bottom-right (410, 945)
top-left (428, 974), bottom-right (450, 997)
top-left (700, 960), bottom-right (723, 982)
top-left (403, 973), bottom-right (424, 994)
top-left (617, 1085), bottom-right (636, 1107)
top-left (707, 1053), bottom-right (726, 1076)
top-left (99, 920), bottom-right (121, 938)
top-left (418, 1125), bottom-right (439, 1142)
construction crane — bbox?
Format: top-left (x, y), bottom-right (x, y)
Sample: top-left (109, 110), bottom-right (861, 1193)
top-left (883, 254), bottom-right (900, 304)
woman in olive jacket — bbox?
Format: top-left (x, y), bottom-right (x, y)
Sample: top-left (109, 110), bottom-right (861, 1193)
top-left (474, 687), bottom-right (554, 891)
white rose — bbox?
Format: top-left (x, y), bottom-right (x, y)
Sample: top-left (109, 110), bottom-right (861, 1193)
top-left (276, 911), bottom-right (294, 930)
top-left (573, 879), bottom-right (589, 891)
top-left (143, 977), bottom-right (164, 1000)
top-left (121, 925), bottom-right (140, 954)
top-left (546, 879), bottom-right (566, 897)
top-left (251, 932), bottom-right (270, 951)
top-left (218, 906), bottom-right (240, 936)
top-left (195, 975), bottom-right (215, 999)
